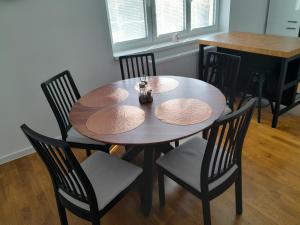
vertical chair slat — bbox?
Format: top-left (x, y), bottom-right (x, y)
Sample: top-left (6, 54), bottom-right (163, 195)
top-left (151, 54), bottom-right (157, 75)
top-left (131, 57), bottom-right (135, 77)
top-left (136, 57), bottom-right (140, 76)
top-left (223, 118), bottom-right (238, 170)
top-left (58, 77), bottom-right (72, 110)
top-left (41, 143), bottom-right (71, 192)
top-left (125, 58), bottom-right (130, 78)
top-left (224, 118), bottom-right (239, 168)
top-left (66, 71), bottom-right (80, 100)
top-left (120, 60), bottom-right (126, 80)
top-left (52, 81), bottom-right (70, 127)
top-left (229, 114), bottom-right (247, 165)
top-left (217, 122), bottom-right (231, 176)
top-left (140, 56), bottom-right (145, 75)
top-left (62, 75), bottom-right (76, 103)
top-left (54, 79), bottom-right (70, 115)
top-left (146, 55), bottom-right (150, 75)
top-left (48, 83), bottom-right (69, 130)
top-left (210, 124), bottom-right (226, 178)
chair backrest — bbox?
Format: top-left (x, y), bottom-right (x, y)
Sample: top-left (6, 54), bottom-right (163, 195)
top-left (119, 53), bottom-right (157, 80)
top-left (204, 52), bottom-right (241, 109)
top-left (20, 124), bottom-right (98, 212)
top-left (41, 70), bottom-right (80, 140)
top-left (200, 98), bottom-right (256, 192)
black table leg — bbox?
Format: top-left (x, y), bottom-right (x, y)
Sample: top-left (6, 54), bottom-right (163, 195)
top-left (272, 58), bottom-right (288, 128)
top-left (141, 146), bottom-right (155, 216)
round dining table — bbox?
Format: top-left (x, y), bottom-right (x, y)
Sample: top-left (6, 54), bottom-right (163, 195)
top-left (70, 75), bottom-right (226, 215)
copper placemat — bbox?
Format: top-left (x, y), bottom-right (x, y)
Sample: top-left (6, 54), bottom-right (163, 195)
top-left (86, 105), bottom-right (145, 135)
top-left (155, 98), bottom-right (213, 125)
top-left (79, 86), bottom-right (129, 108)
top-left (135, 77), bottom-right (179, 93)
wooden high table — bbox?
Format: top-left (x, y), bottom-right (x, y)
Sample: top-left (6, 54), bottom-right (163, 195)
top-left (70, 76), bottom-right (226, 215)
top-left (198, 32), bottom-right (300, 128)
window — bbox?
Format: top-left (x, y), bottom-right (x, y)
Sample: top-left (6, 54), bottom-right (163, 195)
top-left (106, 0), bottom-right (218, 51)
top-left (155, 0), bottom-right (185, 36)
top-left (106, 0), bottom-right (147, 43)
top-left (191, 0), bottom-right (215, 30)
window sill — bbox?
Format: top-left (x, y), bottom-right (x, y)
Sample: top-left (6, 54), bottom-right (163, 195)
top-left (113, 32), bottom-right (224, 60)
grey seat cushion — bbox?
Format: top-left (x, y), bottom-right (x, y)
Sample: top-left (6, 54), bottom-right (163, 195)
top-left (58, 151), bottom-right (142, 211)
top-left (156, 137), bottom-right (238, 192)
top-left (67, 127), bottom-right (105, 146)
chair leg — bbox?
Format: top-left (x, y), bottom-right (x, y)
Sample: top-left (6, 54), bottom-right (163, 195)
top-left (86, 149), bottom-right (92, 156)
top-left (56, 199), bottom-right (68, 225)
top-left (235, 172), bottom-right (243, 215)
top-left (202, 199), bottom-right (211, 225)
top-left (157, 167), bottom-right (165, 207)
top-left (91, 218), bottom-right (100, 225)
top-left (257, 75), bottom-right (264, 123)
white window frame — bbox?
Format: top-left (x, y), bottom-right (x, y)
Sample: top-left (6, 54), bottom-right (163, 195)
top-left (105, 0), bottom-right (219, 53)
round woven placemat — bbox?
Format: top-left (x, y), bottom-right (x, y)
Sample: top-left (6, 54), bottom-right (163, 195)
top-left (79, 86), bottom-right (128, 108)
top-left (86, 105), bottom-right (145, 134)
top-left (155, 98), bottom-right (213, 125)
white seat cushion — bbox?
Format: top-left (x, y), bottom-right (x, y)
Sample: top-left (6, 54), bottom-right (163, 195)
top-left (58, 151), bottom-right (142, 211)
top-left (156, 137), bottom-right (238, 192)
top-left (67, 127), bottom-right (105, 146)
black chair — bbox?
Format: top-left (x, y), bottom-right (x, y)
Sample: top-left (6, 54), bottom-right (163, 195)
top-left (41, 70), bottom-right (110, 156)
top-left (203, 52), bottom-right (241, 114)
top-left (119, 53), bottom-right (156, 80)
top-left (238, 67), bottom-right (270, 123)
top-left (156, 98), bottom-right (256, 225)
top-left (21, 124), bottom-right (142, 225)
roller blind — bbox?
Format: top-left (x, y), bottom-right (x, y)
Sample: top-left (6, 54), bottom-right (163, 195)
top-left (191, 0), bottom-right (215, 30)
top-left (155, 0), bottom-right (185, 36)
top-left (107, 0), bottom-right (147, 43)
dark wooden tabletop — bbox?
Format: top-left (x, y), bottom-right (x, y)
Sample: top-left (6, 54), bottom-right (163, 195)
top-left (70, 76), bottom-right (226, 145)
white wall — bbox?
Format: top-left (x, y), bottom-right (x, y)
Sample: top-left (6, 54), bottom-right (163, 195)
top-left (0, 0), bottom-right (119, 162)
top-left (0, 0), bottom-right (202, 163)
top-left (219, 0), bottom-right (231, 32)
top-left (229, 0), bottom-right (270, 33)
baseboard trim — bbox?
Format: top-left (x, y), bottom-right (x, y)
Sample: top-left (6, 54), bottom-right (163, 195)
top-left (0, 146), bottom-right (35, 165)
top-left (0, 135), bottom-right (62, 165)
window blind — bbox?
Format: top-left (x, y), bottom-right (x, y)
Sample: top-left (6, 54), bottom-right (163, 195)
top-left (107, 0), bottom-right (146, 43)
top-left (191, 0), bottom-right (214, 30)
top-left (155, 0), bottom-right (185, 36)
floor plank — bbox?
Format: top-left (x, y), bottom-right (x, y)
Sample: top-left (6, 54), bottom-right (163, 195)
top-left (0, 108), bottom-right (300, 225)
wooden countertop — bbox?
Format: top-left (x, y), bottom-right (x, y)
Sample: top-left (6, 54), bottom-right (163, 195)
top-left (199, 32), bottom-right (300, 58)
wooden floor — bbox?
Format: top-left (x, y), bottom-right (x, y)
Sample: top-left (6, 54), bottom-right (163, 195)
top-left (1, 108), bottom-right (300, 225)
